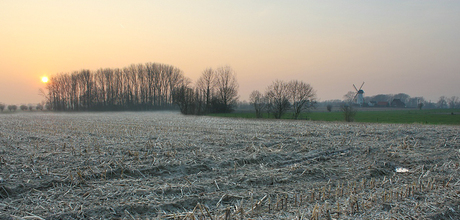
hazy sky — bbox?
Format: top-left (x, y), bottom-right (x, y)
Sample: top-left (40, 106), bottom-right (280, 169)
top-left (1, 0), bottom-right (459, 105)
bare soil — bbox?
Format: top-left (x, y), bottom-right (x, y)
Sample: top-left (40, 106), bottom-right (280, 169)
top-left (0, 112), bottom-right (459, 219)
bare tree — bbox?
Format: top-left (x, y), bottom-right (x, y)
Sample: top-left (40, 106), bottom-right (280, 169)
top-left (408, 97), bottom-right (425, 108)
top-left (326, 104), bottom-right (332, 112)
top-left (0, 103), bottom-right (5, 112)
top-left (168, 67), bottom-right (187, 107)
top-left (8, 105), bottom-right (17, 112)
top-left (20, 105), bottom-right (28, 111)
top-left (172, 85), bottom-right (196, 115)
top-left (341, 104), bottom-right (357, 122)
top-left (287, 80), bottom-right (316, 119)
top-left (196, 68), bottom-right (216, 113)
top-left (36, 104), bottom-right (44, 111)
top-left (343, 91), bottom-right (356, 103)
top-left (448, 96), bottom-right (459, 109)
top-left (95, 68), bottom-right (108, 109)
top-left (266, 80), bottom-right (290, 119)
top-left (249, 90), bottom-right (267, 118)
top-left (70, 71), bottom-right (80, 110)
top-left (80, 70), bottom-right (94, 109)
top-left (214, 66), bottom-right (239, 113)
top-left (418, 102), bottom-right (424, 110)
top-left (437, 96), bottom-right (448, 108)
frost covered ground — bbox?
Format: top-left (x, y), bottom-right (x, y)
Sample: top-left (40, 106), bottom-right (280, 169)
top-left (0, 112), bottom-right (459, 219)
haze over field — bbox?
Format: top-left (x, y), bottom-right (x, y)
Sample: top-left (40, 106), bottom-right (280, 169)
top-left (1, 1), bottom-right (459, 105)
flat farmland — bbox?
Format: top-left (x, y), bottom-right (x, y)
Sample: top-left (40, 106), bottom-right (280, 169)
top-left (1, 112), bottom-right (459, 219)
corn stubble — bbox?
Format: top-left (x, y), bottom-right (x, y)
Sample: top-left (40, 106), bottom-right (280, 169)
top-left (0, 112), bottom-right (459, 219)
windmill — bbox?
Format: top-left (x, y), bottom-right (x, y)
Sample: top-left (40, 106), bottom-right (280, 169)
top-left (353, 82), bottom-right (365, 106)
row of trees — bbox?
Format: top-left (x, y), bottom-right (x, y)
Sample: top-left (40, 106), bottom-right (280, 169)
top-left (339, 92), bottom-right (460, 109)
top-left (342, 92), bottom-right (426, 108)
top-left (0, 103), bottom-right (12, 112)
top-left (173, 66), bottom-right (239, 115)
top-left (0, 103), bottom-right (45, 112)
top-left (4, 64), bottom-right (240, 115)
top-left (249, 80), bottom-right (316, 119)
top-left (45, 63), bottom-right (189, 111)
top-left (436, 96), bottom-right (460, 109)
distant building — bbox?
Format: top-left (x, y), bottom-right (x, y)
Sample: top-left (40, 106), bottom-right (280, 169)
top-left (391, 99), bottom-right (405, 108)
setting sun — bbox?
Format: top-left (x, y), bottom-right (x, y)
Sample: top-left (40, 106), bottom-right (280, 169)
top-left (41, 76), bottom-right (49, 83)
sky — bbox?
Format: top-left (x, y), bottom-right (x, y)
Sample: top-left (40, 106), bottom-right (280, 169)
top-left (1, 0), bottom-right (459, 105)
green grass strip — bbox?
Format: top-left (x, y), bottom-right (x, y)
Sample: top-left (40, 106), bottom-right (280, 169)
top-left (209, 109), bottom-right (460, 125)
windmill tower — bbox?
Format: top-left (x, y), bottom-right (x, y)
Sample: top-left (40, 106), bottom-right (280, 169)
top-left (353, 82), bottom-right (365, 106)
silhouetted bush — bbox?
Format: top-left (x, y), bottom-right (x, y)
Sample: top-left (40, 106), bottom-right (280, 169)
top-left (341, 104), bottom-right (357, 122)
top-left (36, 104), bottom-right (44, 111)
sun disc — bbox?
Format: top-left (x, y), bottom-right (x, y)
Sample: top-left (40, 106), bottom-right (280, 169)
top-left (41, 76), bottom-right (49, 83)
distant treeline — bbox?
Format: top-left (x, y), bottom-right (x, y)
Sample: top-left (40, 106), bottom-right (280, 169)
top-left (45, 63), bottom-right (189, 111)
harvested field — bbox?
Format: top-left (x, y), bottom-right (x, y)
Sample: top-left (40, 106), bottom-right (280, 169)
top-left (0, 112), bottom-right (459, 219)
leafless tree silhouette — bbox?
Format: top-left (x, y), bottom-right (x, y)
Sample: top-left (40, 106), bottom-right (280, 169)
top-left (214, 66), bottom-right (239, 113)
top-left (287, 80), bottom-right (316, 119)
top-left (45, 63), bottom-right (189, 111)
top-left (249, 90), bottom-right (267, 118)
top-left (266, 80), bottom-right (290, 119)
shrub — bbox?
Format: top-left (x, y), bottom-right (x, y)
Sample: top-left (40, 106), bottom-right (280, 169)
top-left (36, 104), bottom-right (44, 111)
top-left (341, 104), bottom-right (357, 122)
